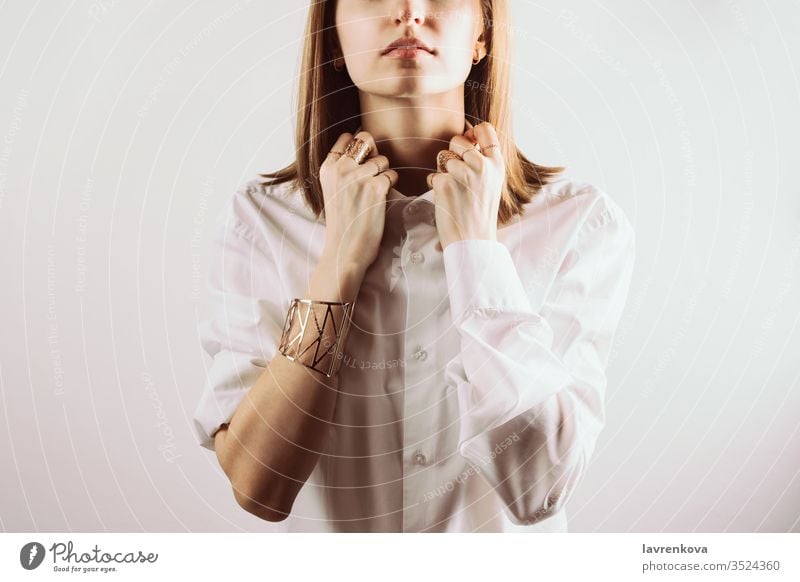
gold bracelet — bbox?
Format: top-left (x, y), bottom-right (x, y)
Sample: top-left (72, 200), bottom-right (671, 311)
top-left (277, 298), bottom-right (355, 377)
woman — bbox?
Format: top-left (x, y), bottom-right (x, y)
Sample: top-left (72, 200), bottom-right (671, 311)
top-left (192, 0), bottom-right (636, 532)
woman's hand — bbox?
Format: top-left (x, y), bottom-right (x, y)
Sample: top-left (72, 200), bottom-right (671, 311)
top-left (427, 121), bottom-right (505, 251)
top-left (319, 130), bottom-right (399, 273)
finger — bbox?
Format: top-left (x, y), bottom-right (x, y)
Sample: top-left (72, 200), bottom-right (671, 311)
top-left (441, 148), bottom-right (474, 174)
top-left (427, 172), bottom-right (444, 190)
top-left (472, 122), bottom-right (502, 159)
top-left (448, 135), bottom-right (480, 158)
top-left (464, 127), bottom-right (477, 144)
top-left (451, 136), bottom-right (484, 169)
top-left (379, 169), bottom-right (399, 190)
top-left (326, 132), bottom-right (355, 161)
top-left (352, 130), bottom-right (379, 158)
top-left (337, 130), bottom-right (379, 169)
top-left (436, 150), bottom-right (465, 174)
top-left (353, 155), bottom-right (391, 178)
top-left (464, 118), bottom-right (477, 142)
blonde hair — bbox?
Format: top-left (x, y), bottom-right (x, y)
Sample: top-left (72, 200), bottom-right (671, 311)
top-left (260, 0), bottom-right (565, 227)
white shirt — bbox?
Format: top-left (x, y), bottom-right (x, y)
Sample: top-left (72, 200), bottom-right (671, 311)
top-left (192, 171), bottom-right (636, 532)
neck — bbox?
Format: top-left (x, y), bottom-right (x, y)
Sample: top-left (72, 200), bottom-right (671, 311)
top-left (357, 90), bottom-right (466, 197)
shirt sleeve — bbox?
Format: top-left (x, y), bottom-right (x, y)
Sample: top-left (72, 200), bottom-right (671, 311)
top-left (441, 195), bottom-right (636, 526)
top-left (191, 188), bottom-right (287, 453)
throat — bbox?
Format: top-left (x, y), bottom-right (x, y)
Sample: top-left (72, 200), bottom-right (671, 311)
top-left (393, 169), bottom-right (433, 198)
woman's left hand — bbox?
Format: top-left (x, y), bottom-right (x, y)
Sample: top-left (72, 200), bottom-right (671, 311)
top-left (428, 121), bottom-right (505, 251)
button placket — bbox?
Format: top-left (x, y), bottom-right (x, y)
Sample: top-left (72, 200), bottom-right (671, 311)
top-left (400, 222), bottom-right (430, 269)
top-left (400, 228), bottom-right (443, 531)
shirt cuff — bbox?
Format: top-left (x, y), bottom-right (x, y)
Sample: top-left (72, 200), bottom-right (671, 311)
top-left (442, 239), bottom-right (533, 322)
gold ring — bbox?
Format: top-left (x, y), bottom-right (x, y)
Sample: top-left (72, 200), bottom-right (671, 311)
top-left (344, 138), bottom-right (372, 164)
top-left (462, 142), bottom-right (482, 155)
top-left (437, 150), bottom-right (462, 173)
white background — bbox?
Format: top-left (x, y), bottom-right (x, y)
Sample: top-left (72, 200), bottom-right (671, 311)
top-left (0, 0), bottom-right (798, 532)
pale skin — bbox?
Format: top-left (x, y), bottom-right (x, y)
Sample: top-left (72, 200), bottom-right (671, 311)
top-left (333, 0), bottom-right (506, 249)
top-left (214, 0), bottom-right (506, 521)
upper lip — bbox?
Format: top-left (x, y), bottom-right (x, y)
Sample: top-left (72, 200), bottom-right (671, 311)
top-left (381, 36), bottom-right (435, 55)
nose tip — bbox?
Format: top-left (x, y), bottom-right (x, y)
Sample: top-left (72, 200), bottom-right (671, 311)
top-left (396, 8), bottom-right (424, 25)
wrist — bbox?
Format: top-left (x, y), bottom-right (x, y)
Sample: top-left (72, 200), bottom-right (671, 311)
top-left (311, 251), bottom-right (365, 304)
top-left (319, 248), bottom-right (367, 279)
top-left (279, 298), bottom-right (355, 378)
top-left (441, 233), bottom-right (497, 252)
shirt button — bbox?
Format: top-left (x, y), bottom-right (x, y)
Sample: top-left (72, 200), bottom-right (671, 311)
top-left (413, 348), bottom-right (428, 361)
top-left (413, 451), bottom-right (427, 465)
top-left (410, 251), bottom-right (424, 264)
top-left (405, 204), bottom-right (418, 215)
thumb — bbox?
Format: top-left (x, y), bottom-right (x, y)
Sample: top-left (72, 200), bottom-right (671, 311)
top-left (464, 121), bottom-right (477, 143)
top-left (426, 172), bottom-right (437, 190)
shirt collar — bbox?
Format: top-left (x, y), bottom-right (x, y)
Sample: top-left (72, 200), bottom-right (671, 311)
top-left (385, 186), bottom-right (437, 228)
top-left (360, 115), bottom-right (470, 210)
top-left (387, 186), bottom-right (435, 205)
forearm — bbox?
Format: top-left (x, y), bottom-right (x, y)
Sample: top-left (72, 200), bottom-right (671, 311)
top-left (218, 251), bottom-right (365, 521)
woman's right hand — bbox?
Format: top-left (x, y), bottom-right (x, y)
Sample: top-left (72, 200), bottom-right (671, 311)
top-left (318, 130), bottom-right (398, 273)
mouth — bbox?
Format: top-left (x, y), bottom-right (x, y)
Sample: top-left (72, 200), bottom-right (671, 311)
top-left (382, 47), bottom-right (435, 59)
top-left (381, 37), bottom-right (436, 57)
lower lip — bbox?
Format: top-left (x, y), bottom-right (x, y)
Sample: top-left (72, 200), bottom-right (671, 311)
top-left (383, 47), bottom-right (433, 59)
